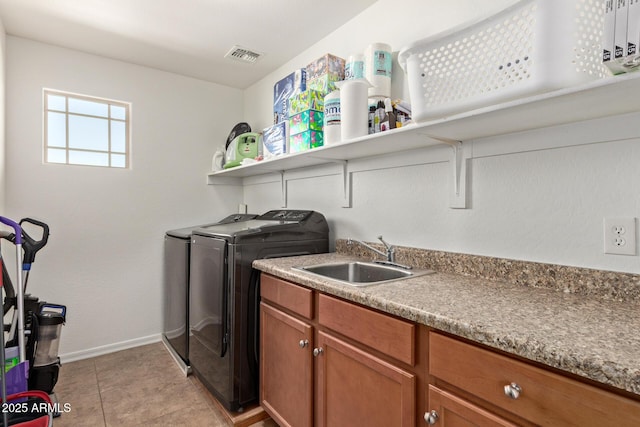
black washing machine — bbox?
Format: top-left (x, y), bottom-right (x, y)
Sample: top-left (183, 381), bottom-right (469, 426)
top-left (162, 213), bottom-right (256, 374)
top-left (189, 210), bottom-right (329, 411)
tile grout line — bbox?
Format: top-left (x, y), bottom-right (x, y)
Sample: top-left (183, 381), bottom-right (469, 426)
top-left (93, 360), bottom-right (108, 427)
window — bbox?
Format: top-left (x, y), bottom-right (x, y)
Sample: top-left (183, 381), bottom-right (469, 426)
top-left (44, 89), bottom-right (130, 168)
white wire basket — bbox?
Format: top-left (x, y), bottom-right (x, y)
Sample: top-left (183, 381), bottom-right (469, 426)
top-left (398, 0), bottom-right (610, 122)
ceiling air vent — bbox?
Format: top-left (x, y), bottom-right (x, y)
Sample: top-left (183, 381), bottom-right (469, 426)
top-left (224, 46), bottom-right (262, 64)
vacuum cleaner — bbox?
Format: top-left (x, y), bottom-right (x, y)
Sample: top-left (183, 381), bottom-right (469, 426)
top-left (0, 216), bottom-right (66, 425)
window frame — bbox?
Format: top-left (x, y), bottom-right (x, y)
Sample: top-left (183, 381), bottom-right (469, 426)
top-left (43, 89), bottom-right (131, 169)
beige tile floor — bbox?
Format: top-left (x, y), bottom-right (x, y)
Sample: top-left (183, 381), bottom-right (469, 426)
top-left (53, 342), bottom-right (278, 426)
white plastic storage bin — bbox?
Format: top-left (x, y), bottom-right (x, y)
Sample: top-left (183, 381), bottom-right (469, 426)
top-left (398, 0), bottom-right (610, 122)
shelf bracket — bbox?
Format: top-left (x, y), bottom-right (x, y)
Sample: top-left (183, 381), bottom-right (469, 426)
top-left (304, 158), bottom-right (352, 208)
top-left (427, 136), bottom-right (468, 209)
top-left (278, 162), bottom-right (351, 208)
top-left (336, 160), bottom-right (351, 208)
top-left (279, 171), bottom-right (287, 208)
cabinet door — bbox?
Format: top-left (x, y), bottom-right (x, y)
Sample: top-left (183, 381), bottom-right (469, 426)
top-left (316, 331), bottom-right (415, 427)
top-left (260, 302), bottom-right (313, 427)
top-left (426, 385), bottom-right (518, 427)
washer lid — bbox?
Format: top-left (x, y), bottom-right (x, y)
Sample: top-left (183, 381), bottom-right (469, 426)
top-left (191, 210), bottom-right (329, 243)
top-left (166, 223), bottom-right (219, 239)
top-left (192, 219), bottom-right (296, 239)
top-left (165, 213), bottom-right (257, 239)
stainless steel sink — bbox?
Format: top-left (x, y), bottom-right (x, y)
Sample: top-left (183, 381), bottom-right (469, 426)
top-left (294, 261), bottom-right (433, 287)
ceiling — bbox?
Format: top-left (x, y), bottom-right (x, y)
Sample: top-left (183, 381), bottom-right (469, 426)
top-left (0, 0), bottom-right (378, 89)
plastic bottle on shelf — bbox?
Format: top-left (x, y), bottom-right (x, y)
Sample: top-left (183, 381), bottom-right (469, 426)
top-left (324, 90), bottom-right (341, 144)
top-left (368, 105), bottom-right (376, 134)
top-left (374, 100), bottom-right (385, 133)
top-left (380, 98), bottom-right (396, 132)
top-left (364, 43), bottom-right (392, 98)
top-left (336, 79), bottom-right (370, 140)
top-left (212, 147), bottom-right (225, 171)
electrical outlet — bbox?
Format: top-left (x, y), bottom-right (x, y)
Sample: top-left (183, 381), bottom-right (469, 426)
top-left (604, 217), bottom-right (637, 255)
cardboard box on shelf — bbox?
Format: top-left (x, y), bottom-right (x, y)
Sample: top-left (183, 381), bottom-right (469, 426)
top-left (273, 69), bottom-right (306, 124)
top-left (306, 54), bottom-right (345, 96)
top-left (308, 74), bottom-right (344, 97)
top-left (614, 0), bottom-right (629, 60)
top-left (289, 130), bottom-right (323, 153)
top-left (289, 110), bottom-right (324, 135)
top-left (262, 122), bottom-right (288, 159)
top-left (628, 0), bottom-right (640, 57)
top-left (603, 0), bottom-right (615, 62)
top-left (605, 0), bottom-right (640, 74)
top-left (288, 89), bottom-right (324, 117)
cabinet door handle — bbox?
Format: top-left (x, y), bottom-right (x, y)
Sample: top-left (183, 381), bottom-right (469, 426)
top-left (299, 339), bottom-right (309, 348)
top-left (313, 347), bottom-right (324, 357)
top-left (504, 382), bottom-right (522, 399)
top-left (424, 410), bottom-right (439, 425)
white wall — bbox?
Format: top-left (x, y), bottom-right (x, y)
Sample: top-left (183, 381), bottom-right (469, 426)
top-left (4, 37), bottom-right (244, 359)
top-left (242, 0), bottom-right (640, 274)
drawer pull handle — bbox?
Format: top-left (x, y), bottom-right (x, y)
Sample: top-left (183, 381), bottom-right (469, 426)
top-left (313, 347), bottom-right (324, 357)
top-left (424, 410), bottom-right (439, 425)
top-left (299, 339), bottom-right (309, 348)
top-left (504, 382), bottom-right (522, 399)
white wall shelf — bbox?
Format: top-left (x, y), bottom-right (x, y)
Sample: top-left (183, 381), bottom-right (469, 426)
top-left (207, 72), bottom-right (640, 208)
top-left (206, 124), bottom-right (444, 185)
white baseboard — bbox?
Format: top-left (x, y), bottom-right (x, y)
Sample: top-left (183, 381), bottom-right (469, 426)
top-left (59, 334), bottom-right (162, 363)
top-left (161, 336), bottom-right (191, 377)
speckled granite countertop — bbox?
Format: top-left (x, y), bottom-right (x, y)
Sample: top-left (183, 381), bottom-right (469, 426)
top-left (253, 252), bottom-right (640, 396)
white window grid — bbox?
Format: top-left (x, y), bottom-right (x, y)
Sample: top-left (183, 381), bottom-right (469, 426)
top-left (43, 89), bottom-right (131, 168)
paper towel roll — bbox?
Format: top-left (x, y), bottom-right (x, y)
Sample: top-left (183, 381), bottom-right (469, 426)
top-left (345, 53), bottom-right (364, 80)
top-left (336, 79), bottom-right (371, 141)
top-left (364, 43), bottom-right (392, 98)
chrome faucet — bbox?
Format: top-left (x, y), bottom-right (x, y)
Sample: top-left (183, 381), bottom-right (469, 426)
top-left (347, 235), bottom-right (396, 263)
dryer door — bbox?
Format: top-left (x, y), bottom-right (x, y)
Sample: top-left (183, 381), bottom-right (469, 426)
top-left (163, 234), bottom-right (190, 361)
top-left (189, 235), bottom-right (228, 359)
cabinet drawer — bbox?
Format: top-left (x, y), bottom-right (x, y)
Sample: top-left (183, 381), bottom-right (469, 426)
top-left (318, 294), bottom-right (415, 366)
top-left (261, 274), bottom-right (313, 319)
top-left (428, 384), bottom-right (518, 426)
top-left (429, 332), bottom-right (640, 426)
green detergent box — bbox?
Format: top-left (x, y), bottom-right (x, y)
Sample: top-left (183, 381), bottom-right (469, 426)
top-left (290, 130), bottom-right (324, 153)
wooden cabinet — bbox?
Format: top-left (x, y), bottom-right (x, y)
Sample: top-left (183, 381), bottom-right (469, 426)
top-left (260, 303), bottom-right (313, 427)
top-left (427, 332), bottom-right (640, 427)
top-left (260, 273), bottom-right (417, 427)
top-left (260, 273), bottom-right (640, 427)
